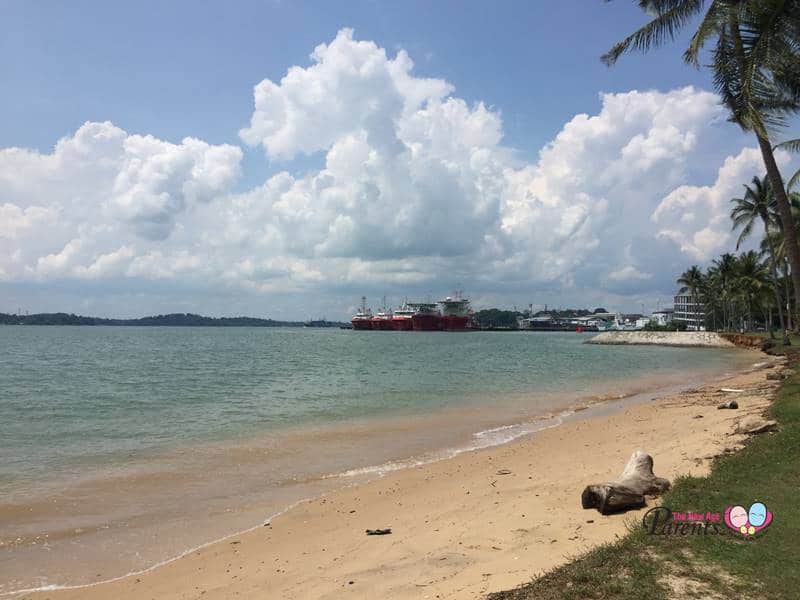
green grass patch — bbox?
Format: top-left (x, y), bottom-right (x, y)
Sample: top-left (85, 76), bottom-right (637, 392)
top-left (488, 344), bottom-right (800, 599)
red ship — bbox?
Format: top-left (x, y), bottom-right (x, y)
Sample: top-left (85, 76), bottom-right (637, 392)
top-left (439, 293), bottom-right (474, 330)
top-left (351, 297), bottom-right (373, 330)
top-left (391, 303), bottom-right (415, 331)
top-left (371, 300), bottom-right (395, 330)
top-left (410, 303), bottom-right (442, 331)
top-left (350, 293), bottom-right (475, 332)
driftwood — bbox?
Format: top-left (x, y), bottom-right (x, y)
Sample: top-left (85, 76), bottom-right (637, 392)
top-left (735, 415), bottom-right (778, 435)
top-left (581, 451), bottom-right (670, 515)
top-left (365, 528), bottom-right (392, 536)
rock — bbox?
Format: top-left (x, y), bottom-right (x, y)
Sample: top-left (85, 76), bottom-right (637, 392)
top-left (581, 450), bottom-right (670, 515)
top-left (766, 372), bottom-right (788, 381)
top-left (735, 415), bottom-right (778, 435)
top-left (717, 400), bottom-right (739, 409)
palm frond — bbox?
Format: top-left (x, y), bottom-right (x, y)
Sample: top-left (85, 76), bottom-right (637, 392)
top-left (684, 0), bottom-right (726, 66)
top-left (602, 0), bottom-right (706, 66)
top-left (775, 138), bottom-right (800, 153)
top-left (789, 168), bottom-right (800, 193)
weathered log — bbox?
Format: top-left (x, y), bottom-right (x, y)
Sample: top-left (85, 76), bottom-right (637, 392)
top-left (581, 451), bottom-right (670, 515)
top-left (735, 415), bottom-right (778, 435)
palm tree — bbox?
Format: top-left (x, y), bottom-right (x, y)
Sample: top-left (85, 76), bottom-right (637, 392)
top-left (677, 265), bottom-right (704, 329)
top-left (604, 1), bottom-right (800, 329)
top-left (713, 252), bottom-right (739, 330)
top-left (734, 250), bottom-right (771, 331)
top-left (702, 265), bottom-right (722, 330)
top-left (731, 174), bottom-right (789, 342)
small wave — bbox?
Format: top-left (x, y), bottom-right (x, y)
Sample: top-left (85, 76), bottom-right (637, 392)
top-left (327, 410), bottom-right (572, 481)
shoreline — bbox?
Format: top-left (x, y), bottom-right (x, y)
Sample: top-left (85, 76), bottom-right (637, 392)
top-left (15, 349), bottom-right (781, 600)
top-left (2, 346), bottom-right (750, 596)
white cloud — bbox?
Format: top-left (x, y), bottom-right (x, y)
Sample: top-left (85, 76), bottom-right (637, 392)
top-left (651, 147), bottom-right (790, 261)
top-left (0, 203), bottom-right (57, 239)
top-left (0, 28), bottom-right (774, 316)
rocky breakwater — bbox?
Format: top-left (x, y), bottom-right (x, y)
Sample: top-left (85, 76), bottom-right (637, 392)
top-left (586, 331), bottom-right (737, 348)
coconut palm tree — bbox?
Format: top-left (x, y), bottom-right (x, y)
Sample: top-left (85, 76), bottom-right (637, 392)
top-left (731, 174), bottom-right (789, 341)
top-left (713, 252), bottom-right (739, 330)
top-left (734, 250), bottom-right (771, 331)
top-left (677, 265), bottom-right (704, 329)
top-left (604, 0), bottom-right (800, 328)
top-left (703, 264), bottom-right (723, 330)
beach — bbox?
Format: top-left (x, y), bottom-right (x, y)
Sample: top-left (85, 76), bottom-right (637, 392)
top-left (20, 350), bottom-right (783, 600)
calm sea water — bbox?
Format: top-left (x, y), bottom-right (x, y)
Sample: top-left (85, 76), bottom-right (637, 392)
top-left (0, 326), bottom-right (752, 594)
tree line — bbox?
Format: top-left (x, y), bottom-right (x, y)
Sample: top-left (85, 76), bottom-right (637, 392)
top-left (605, 1), bottom-right (800, 342)
top-left (0, 312), bottom-right (306, 327)
top-left (677, 171), bottom-right (800, 340)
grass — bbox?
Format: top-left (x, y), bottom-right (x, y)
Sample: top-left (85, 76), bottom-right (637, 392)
top-left (488, 340), bottom-right (800, 600)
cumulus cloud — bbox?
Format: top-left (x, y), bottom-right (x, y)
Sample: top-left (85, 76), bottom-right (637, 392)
top-left (651, 147), bottom-right (791, 261)
top-left (0, 28), bottom-right (774, 316)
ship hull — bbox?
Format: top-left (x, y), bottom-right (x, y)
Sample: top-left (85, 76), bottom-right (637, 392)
top-left (392, 318), bottom-right (413, 331)
top-left (351, 319), bottom-right (373, 330)
top-left (440, 315), bottom-right (470, 331)
top-left (411, 313), bottom-right (442, 331)
top-left (371, 319), bottom-right (395, 330)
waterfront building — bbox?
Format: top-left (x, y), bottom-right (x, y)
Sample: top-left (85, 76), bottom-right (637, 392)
top-left (673, 293), bottom-right (705, 330)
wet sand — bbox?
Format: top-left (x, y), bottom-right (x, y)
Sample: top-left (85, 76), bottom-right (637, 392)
top-left (20, 352), bottom-right (785, 600)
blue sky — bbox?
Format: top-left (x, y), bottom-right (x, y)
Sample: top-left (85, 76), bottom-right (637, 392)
top-left (0, 1), bottom-right (793, 319)
top-left (2, 1), bottom-right (713, 183)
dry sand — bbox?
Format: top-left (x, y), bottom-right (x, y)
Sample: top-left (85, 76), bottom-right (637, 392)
top-left (24, 353), bottom-right (785, 600)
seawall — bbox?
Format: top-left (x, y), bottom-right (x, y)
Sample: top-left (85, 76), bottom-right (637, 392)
top-left (586, 331), bottom-right (737, 348)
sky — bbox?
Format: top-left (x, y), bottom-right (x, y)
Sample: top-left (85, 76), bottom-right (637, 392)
top-left (1, 0), bottom-right (797, 320)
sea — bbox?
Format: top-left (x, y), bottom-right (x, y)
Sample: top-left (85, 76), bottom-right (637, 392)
top-left (0, 326), bottom-right (754, 595)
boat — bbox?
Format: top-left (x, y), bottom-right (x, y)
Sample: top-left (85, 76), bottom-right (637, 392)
top-left (371, 299), bottom-right (395, 330)
top-left (438, 292), bottom-right (474, 331)
top-left (391, 302), bottom-right (415, 331)
top-left (410, 303), bottom-right (441, 331)
top-left (351, 297), bottom-right (373, 330)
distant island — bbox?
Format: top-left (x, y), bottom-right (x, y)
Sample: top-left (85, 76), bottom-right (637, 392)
top-left (0, 312), bottom-right (347, 328)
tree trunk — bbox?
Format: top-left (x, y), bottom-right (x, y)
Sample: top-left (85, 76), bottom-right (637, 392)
top-left (757, 134), bottom-right (800, 330)
top-left (768, 304), bottom-right (775, 339)
top-left (785, 260), bottom-right (793, 330)
top-left (765, 232), bottom-right (789, 344)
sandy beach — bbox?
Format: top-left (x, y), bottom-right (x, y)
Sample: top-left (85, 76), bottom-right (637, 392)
top-left (21, 351), bottom-right (784, 600)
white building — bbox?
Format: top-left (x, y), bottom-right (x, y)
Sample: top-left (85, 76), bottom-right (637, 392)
top-left (674, 293), bottom-right (705, 331)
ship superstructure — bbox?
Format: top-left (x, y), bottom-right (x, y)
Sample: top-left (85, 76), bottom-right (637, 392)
top-left (438, 292), bottom-right (473, 331)
top-left (351, 297), bottom-right (373, 330)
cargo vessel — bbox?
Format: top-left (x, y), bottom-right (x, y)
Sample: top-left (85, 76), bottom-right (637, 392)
top-left (351, 293), bottom-right (476, 331)
top-left (409, 303), bottom-right (442, 331)
top-left (351, 297), bottom-right (373, 330)
top-left (439, 293), bottom-right (473, 331)
top-left (391, 303), bottom-right (415, 331)
top-left (370, 300), bottom-right (395, 330)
